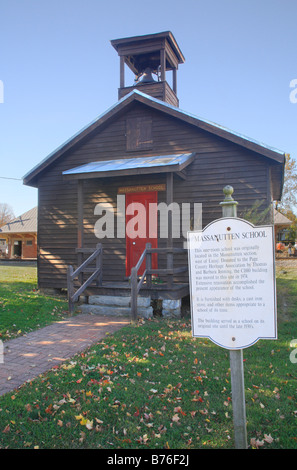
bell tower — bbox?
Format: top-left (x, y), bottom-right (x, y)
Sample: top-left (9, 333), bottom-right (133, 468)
top-left (110, 31), bottom-right (185, 107)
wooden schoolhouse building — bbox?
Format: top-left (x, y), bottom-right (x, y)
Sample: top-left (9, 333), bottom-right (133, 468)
top-left (23, 31), bottom-right (285, 317)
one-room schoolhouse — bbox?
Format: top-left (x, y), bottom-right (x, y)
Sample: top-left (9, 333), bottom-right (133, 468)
top-left (23, 31), bottom-right (285, 317)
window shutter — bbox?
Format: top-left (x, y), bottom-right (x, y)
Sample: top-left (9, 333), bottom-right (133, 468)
top-left (126, 117), bottom-right (153, 151)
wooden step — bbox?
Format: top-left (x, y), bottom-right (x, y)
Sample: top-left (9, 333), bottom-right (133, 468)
top-left (82, 282), bottom-right (189, 300)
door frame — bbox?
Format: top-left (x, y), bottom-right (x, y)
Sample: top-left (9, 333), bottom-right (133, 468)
top-left (13, 239), bottom-right (22, 257)
top-left (125, 191), bottom-right (158, 276)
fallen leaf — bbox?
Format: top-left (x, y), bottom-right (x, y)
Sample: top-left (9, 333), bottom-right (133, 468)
top-left (45, 404), bottom-right (53, 414)
top-left (250, 437), bottom-right (264, 448)
top-left (2, 424), bottom-right (10, 433)
top-left (79, 431), bottom-right (86, 442)
top-left (57, 398), bottom-right (66, 405)
top-left (85, 420), bottom-right (93, 430)
top-left (264, 434), bottom-right (274, 444)
top-left (24, 442), bottom-right (32, 447)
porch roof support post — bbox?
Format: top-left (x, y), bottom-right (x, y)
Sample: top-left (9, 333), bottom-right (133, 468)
top-left (77, 179), bottom-right (84, 249)
top-left (77, 179), bottom-right (84, 285)
top-left (166, 172), bottom-right (173, 288)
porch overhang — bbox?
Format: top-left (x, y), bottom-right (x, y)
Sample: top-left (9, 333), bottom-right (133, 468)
top-left (62, 153), bottom-right (195, 180)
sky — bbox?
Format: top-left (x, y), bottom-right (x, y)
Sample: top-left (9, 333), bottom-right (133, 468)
top-left (0, 0), bottom-right (296, 218)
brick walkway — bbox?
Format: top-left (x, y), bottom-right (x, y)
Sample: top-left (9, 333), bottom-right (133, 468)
top-left (0, 314), bottom-right (129, 397)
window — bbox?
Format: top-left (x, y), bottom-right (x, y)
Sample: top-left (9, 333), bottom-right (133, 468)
top-left (26, 240), bottom-right (33, 246)
top-left (126, 117), bottom-right (153, 151)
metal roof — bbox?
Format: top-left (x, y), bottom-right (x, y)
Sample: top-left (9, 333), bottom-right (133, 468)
top-left (63, 153), bottom-right (194, 179)
top-left (0, 207), bottom-right (37, 234)
top-left (274, 209), bottom-right (292, 226)
top-left (133, 91), bottom-right (285, 156)
top-left (110, 31), bottom-right (185, 67)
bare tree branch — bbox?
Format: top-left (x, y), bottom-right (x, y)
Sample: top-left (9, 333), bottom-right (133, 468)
top-left (0, 203), bottom-right (15, 227)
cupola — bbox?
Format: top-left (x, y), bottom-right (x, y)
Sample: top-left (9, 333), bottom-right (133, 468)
top-left (110, 31), bottom-right (185, 107)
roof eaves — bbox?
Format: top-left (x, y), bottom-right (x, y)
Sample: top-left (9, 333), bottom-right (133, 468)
top-left (132, 90), bottom-right (285, 162)
top-left (23, 91), bottom-right (137, 186)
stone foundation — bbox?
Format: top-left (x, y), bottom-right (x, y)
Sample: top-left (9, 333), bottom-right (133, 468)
top-left (162, 299), bottom-right (182, 317)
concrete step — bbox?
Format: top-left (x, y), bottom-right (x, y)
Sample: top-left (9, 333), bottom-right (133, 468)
top-left (78, 295), bottom-right (181, 318)
top-left (79, 303), bottom-right (153, 319)
top-left (88, 295), bottom-right (151, 308)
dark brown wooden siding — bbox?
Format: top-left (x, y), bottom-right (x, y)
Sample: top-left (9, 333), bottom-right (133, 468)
top-left (37, 101), bottom-right (274, 289)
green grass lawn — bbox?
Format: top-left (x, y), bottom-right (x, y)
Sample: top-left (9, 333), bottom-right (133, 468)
top-left (0, 264), bottom-right (68, 341)
top-left (0, 263), bottom-right (296, 449)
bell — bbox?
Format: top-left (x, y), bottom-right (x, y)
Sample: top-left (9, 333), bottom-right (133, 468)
top-left (136, 67), bottom-right (155, 84)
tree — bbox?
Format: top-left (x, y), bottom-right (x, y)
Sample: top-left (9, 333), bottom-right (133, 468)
top-left (0, 203), bottom-right (15, 227)
top-left (240, 200), bottom-right (272, 225)
top-left (276, 154), bottom-right (297, 214)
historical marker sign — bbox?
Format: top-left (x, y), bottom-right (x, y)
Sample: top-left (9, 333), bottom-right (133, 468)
top-left (188, 217), bottom-right (277, 350)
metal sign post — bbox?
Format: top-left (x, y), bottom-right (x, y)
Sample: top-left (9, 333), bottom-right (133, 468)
top-left (220, 186), bottom-right (247, 449)
top-left (188, 186), bottom-right (277, 449)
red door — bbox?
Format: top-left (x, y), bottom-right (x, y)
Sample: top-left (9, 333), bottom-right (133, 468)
top-left (126, 191), bottom-right (158, 276)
